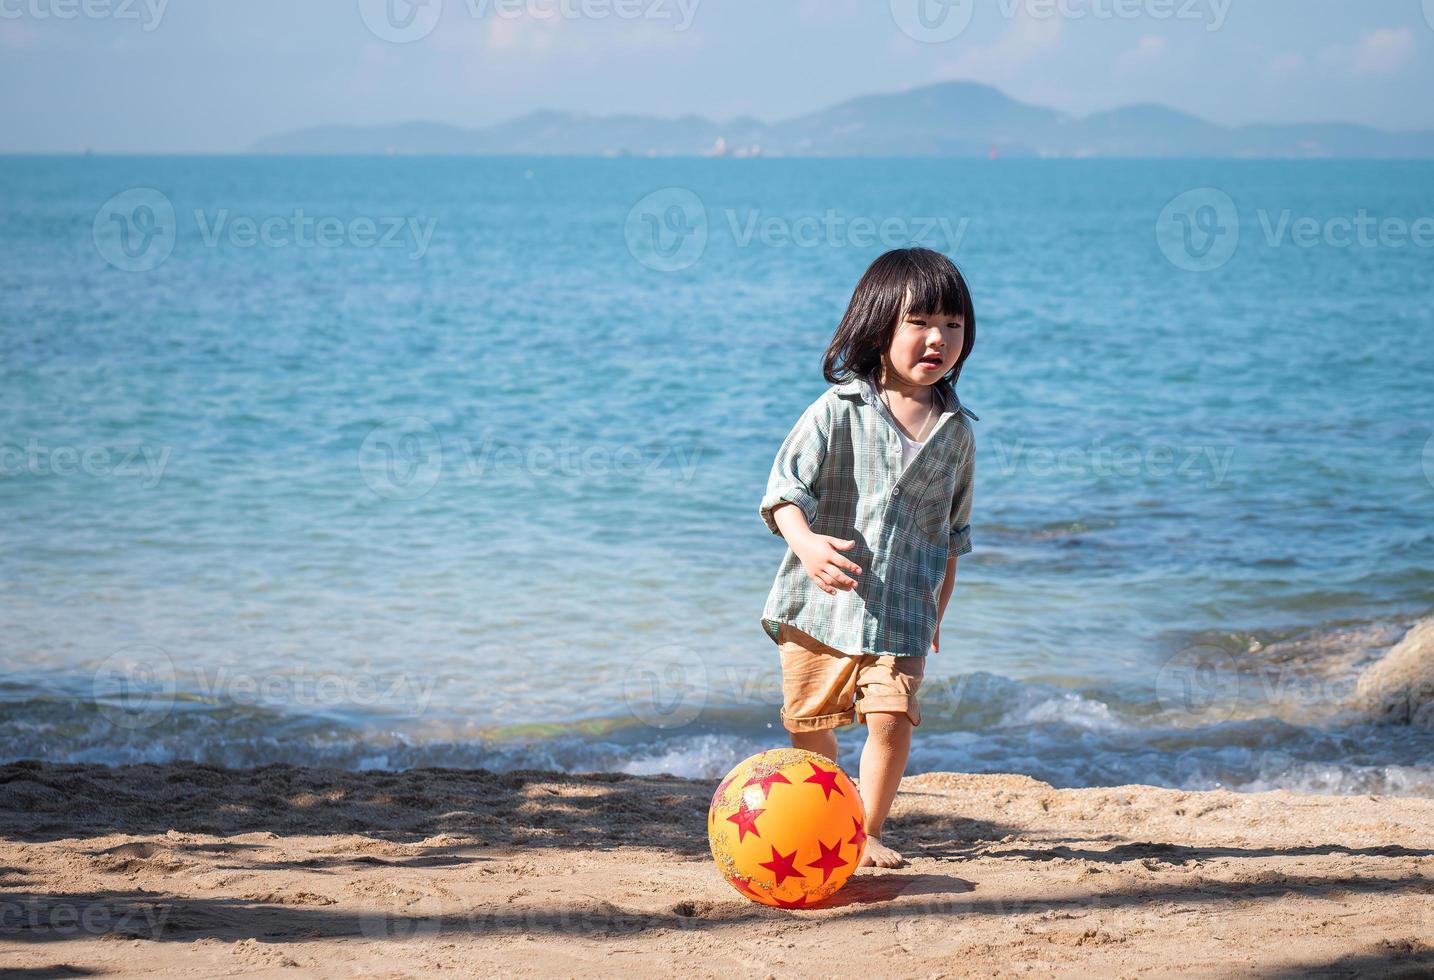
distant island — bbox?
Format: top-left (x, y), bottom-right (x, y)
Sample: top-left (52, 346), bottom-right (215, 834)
top-left (252, 81), bottom-right (1434, 159)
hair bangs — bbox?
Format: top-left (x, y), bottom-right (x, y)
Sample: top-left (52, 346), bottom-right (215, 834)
top-left (902, 253), bottom-right (970, 323)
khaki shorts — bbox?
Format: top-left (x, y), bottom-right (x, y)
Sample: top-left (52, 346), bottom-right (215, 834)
top-left (776, 623), bottom-right (925, 732)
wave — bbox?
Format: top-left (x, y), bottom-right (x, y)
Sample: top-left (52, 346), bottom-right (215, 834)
top-left (3, 657), bottom-right (1431, 796)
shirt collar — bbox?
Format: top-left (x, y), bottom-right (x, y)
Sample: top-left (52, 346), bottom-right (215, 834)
top-left (833, 376), bottom-right (870, 402)
top-left (834, 374), bottom-right (979, 421)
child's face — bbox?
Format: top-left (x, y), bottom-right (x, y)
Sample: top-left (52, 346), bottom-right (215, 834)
top-left (886, 300), bottom-right (965, 388)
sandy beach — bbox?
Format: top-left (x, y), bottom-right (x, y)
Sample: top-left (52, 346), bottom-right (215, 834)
top-left (2, 762), bottom-right (1432, 978)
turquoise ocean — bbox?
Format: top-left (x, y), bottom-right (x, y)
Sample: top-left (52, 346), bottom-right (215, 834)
top-left (2, 156), bottom-right (1433, 795)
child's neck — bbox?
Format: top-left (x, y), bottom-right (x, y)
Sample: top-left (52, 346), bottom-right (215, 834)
top-left (874, 370), bottom-right (939, 408)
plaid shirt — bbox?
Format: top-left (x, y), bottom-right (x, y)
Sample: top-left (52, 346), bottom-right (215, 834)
top-left (759, 373), bottom-right (978, 658)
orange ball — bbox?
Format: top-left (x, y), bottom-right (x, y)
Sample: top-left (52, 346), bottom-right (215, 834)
top-left (707, 748), bottom-right (867, 908)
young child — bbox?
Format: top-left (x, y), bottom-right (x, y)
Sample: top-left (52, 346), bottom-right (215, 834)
top-left (758, 246), bottom-right (978, 869)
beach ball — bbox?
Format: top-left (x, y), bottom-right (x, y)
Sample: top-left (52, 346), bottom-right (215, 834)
top-left (708, 748), bottom-right (866, 908)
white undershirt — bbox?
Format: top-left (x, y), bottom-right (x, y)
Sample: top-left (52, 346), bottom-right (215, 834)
top-left (879, 381), bottom-right (945, 474)
top-left (895, 427), bottom-right (926, 474)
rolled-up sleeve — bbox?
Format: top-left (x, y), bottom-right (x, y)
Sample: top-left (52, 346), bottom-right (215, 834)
top-left (759, 400), bottom-right (829, 537)
top-left (948, 432), bottom-right (975, 557)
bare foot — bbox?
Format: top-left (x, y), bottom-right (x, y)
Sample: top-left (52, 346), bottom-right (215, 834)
top-left (858, 835), bottom-right (905, 868)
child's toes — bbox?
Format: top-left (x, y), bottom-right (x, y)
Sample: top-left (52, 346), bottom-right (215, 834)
top-left (859, 837), bottom-right (905, 868)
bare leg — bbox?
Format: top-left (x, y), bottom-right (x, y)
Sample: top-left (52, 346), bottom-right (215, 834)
top-left (789, 727), bottom-right (838, 763)
top-left (856, 711), bottom-right (912, 868)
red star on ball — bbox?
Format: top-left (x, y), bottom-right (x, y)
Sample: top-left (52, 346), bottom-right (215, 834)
top-left (727, 874), bottom-right (763, 900)
top-left (758, 845), bottom-right (806, 887)
top-left (725, 800), bottom-right (765, 842)
top-left (803, 761), bottom-right (845, 800)
top-left (742, 769), bottom-right (791, 801)
top-left (772, 894), bottom-right (810, 909)
top-left (848, 816), bottom-right (868, 851)
top-left (805, 837), bottom-right (848, 884)
top-left (710, 773), bottom-right (736, 809)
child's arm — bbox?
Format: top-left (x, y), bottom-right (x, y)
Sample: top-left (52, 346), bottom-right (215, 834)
top-left (935, 429), bottom-right (976, 652)
top-left (759, 399), bottom-right (829, 537)
top-left (934, 554), bottom-right (958, 652)
top-left (760, 399), bottom-right (862, 595)
top-left (769, 504), bottom-right (863, 596)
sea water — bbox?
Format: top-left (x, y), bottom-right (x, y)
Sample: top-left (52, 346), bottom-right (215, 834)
top-left (2, 156), bottom-right (1432, 794)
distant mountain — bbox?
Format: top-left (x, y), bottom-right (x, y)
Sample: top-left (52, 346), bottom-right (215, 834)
top-left (251, 81), bottom-right (1434, 159)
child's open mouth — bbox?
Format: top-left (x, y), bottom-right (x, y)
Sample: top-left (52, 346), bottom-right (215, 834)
top-left (917, 356), bottom-right (943, 369)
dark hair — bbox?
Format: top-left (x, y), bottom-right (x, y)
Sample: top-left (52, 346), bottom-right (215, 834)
top-left (822, 247), bottom-right (976, 408)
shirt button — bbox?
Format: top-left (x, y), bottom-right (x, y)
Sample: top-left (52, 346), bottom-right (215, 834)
top-left (892, 487), bottom-right (901, 496)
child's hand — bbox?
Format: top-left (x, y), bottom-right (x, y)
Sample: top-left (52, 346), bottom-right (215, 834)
top-left (793, 535), bottom-right (862, 595)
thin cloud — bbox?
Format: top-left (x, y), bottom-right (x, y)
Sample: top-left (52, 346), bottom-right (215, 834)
top-left (1350, 27), bottom-right (1414, 75)
top-left (0, 22), bottom-right (39, 48)
top-left (1264, 52), bottom-right (1303, 79)
top-left (933, 9), bottom-right (1064, 83)
top-left (1115, 35), bottom-right (1168, 73)
top-left (799, 0), bottom-right (858, 19)
top-left (485, 13), bottom-right (572, 53)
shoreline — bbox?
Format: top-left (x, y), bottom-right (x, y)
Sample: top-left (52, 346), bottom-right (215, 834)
top-left (2, 762), bottom-right (1432, 977)
top-left (7, 612), bottom-right (1431, 796)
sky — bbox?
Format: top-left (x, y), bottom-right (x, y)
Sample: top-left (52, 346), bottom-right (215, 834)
top-left (1, 0), bottom-right (1432, 152)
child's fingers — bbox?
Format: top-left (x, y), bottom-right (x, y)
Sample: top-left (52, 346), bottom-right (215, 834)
top-left (823, 564), bottom-right (858, 590)
top-left (809, 568), bottom-right (833, 594)
top-left (834, 555), bottom-right (862, 575)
